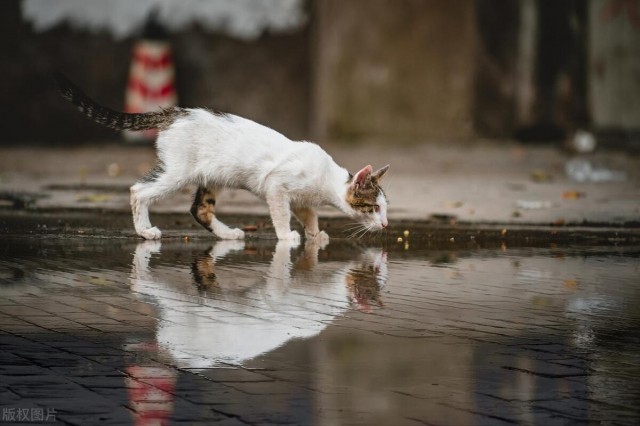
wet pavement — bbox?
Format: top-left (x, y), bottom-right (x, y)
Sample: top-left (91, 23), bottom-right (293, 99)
top-left (1, 219), bottom-right (639, 425)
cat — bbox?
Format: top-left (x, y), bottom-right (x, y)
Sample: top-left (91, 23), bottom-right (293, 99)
top-left (54, 74), bottom-right (390, 242)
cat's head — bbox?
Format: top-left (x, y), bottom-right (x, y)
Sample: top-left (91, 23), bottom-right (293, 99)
top-left (346, 164), bottom-right (390, 230)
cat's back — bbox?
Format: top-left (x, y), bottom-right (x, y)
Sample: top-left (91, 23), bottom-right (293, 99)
top-left (171, 108), bottom-right (292, 148)
top-left (158, 109), bottom-right (331, 186)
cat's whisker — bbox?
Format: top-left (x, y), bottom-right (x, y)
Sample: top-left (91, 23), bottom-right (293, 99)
top-left (343, 223), bottom-right (364, 232)
top-left (342, 222), bottom-right (360, 229)
top-left (356, 224), bottom-right (373, 240)
top-left (347, 224), bottom-right (366, 239)
top-left (344, 223), bottom-right (368, 236)
top-left (351, 226), bottom-right (365, 240)
top-left (356, 226), bottom-right (370, 239)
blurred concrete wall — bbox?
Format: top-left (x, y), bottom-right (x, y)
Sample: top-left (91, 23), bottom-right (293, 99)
top-left (473, 0), bottom-right (589, 140)
top-left (172, 28), bottom-right (310, 140)
top-left (312, 0), bottom-right (476, 142)
top-left (589, 0), bottom-right (640, 131)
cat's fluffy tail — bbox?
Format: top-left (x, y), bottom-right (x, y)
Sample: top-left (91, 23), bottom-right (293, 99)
top-left (53, 72), bottom-right (185, 131)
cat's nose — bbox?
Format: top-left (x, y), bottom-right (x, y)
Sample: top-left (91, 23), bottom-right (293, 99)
top-left (381, 222), bottom-right (387, 229)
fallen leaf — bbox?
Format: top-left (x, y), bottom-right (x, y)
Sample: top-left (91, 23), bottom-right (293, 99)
top-left (531, 169), bottom-right (553, 182)
top-left (107, 163), bottom-right (121, 177)
top-left (532, 296), bottom-right (552, 306)
top-left (562, 190), bottom-right (585, 199)
top-left (444, 201), bottom-right (464, 208)
top-left (77, 194), bottom-right (112, 203)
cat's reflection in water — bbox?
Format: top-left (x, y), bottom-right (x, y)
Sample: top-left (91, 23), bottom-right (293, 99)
top-left (345, 251), bottom-right (387, 313)
top-left (130, 239), bottom-right (387, 368)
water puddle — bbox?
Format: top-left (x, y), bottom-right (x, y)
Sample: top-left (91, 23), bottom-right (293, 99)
top-left (1, 236), bottom-right (639, 424)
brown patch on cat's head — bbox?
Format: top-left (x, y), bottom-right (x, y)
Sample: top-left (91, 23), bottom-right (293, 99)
top-left (346, 164), bottom-right (389, 214)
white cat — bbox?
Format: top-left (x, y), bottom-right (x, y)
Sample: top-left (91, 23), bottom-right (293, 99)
top-left (55, 74), bottom-right (390, 242)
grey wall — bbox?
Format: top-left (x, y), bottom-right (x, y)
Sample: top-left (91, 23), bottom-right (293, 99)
top-left (312, 0), bottom-right (477, 143)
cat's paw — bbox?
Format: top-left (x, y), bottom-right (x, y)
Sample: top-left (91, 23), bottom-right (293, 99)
top-left (279, 230), bottom-right (301, 243)
top-left (139, 226), bottom-right (162, 240)
top-left (217, 228), bottom-right (245, 240)
top-left (307, 230), bottom-right (330, 248)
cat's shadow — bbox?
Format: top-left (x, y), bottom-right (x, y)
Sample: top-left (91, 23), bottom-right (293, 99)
top-left (130, 239), bottom-right (388, 367)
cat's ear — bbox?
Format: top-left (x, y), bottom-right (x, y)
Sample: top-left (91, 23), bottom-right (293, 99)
top-left (352, 165), bottom-right (373, 188)
top-left (373, 164), bottom-right (390, 181)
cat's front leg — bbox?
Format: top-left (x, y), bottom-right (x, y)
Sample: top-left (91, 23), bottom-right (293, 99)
top-left (293, 207), bottom-right (329, 247)
top-left (266, 192), bottom-right (300, 243)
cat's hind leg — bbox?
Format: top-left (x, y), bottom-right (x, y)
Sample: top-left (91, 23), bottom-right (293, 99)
top-left (130, 183), bottom-right (163, 240)
top-left (190, 186), bottom-right (244, 240)
top-left (130, 166), bottom-right (180, 240)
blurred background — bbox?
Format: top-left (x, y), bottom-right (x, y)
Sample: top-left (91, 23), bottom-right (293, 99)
top-left (2, 0), bottom-right (639, 149)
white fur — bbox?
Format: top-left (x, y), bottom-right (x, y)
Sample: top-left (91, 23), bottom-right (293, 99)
top-left (130, 109), bottom-right (388, 240)
top-left (376, 192), bottom-right (389, 228)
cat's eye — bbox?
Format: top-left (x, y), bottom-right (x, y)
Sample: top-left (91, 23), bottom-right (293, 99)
top-left (374, 205), bottom-right (380, 213)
